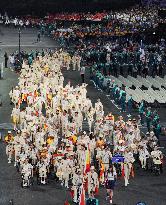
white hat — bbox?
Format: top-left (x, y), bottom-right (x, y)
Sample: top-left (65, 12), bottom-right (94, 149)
top-left (8, 131), bottom-right (11, 134)
top-left (66, 143), bottom-right (70, 147)
top-left (119, 139), bottom-right (124, 144)
top-left (130, 144), bottom-right (136, 149)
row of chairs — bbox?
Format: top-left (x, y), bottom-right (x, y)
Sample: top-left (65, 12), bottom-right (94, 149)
top-left (108, 75), bottom-right (166, 104)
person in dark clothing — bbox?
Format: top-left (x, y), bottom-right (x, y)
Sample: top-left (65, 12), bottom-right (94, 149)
top-left (37, 31), bottom-right (41, 42)
top-left (4, 52), bottom-right (8, 68)
top-left (80, 66), bottom-right (85, 83)
top-left (158, 62), bottom-right (163, 77)
top-left (112, 61), bottom-right (118, 77)
top-left (128, 62), bottom-right (133, 76)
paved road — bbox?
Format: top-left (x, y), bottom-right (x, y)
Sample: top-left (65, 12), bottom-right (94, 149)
top-left (0, 25), bottom-right (56, 48)
top-left (0, 26), bottom-right (166, 205)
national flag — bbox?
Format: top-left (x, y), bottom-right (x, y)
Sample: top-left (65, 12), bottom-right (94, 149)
top-left (70, 189), bottom-right (74, 198)
top-left (18, 98), bottom-right (22, 105)
top-left (79, 186), bottom-right (85, 205)
top-left (95, 186), bottom-right (99, 195)
top-left (99, 162), bottom-right (104, 183)
top-left (85, 148), bottom-right (91, 173)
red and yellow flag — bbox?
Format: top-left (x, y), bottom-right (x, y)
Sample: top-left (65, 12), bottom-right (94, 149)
top-left (85, 148), bottom-right (90, 173)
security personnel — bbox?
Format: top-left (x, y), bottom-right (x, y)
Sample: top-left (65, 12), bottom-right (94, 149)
top-left (146, 107), bottom-right (152, 132)
top-left (127, 94), bottom-right (133, 117)
top-left (139, 100), bottom-right (145, 125)
top-left (120, 91), bottom-right (126, 112)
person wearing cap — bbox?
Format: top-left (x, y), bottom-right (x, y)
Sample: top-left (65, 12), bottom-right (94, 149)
top-left (77, 144), bottom-right (86, 172)
top-left (6, 140), bottom-right (14, 164)
top-left (61, 110), bottom-right (69, 136)
top-left (72, 169), bottom-right (83, 203)
top-left (73, 111), bottom-right (83, 133)
top-left (95, 99), bottom-right (103, 114)
top-left (72, 55), bottom-right (77, 71)
top-left (151, 146), bottom-right (163, 173)
top-left (123, 148), bottom-right (135, 186)
top-left (74, 54), bottom-right (81, 71)
top-left (61, 154), bottom-right (72, 188)
top-left (66, 54), bottom-right (71, 70)
top-left (87, 166), bottom-right (99, 196)
top-left (138, 146), bottom-right (149, 169)
top-left (21, 159), bottom-right (33, 187)
top-left (87, 107), bottom-right (95, 132)
top-left (102, 147), bottom-right (112, 173)
top-left (5, 131), bottom-right (14, 143)
top-left (95, 104), bottom-right (104, 122)
top-left (51, 94), bottom-right (59, 113)
top-left (13, 132), bottom-right (22, 166)
top-left (55, 157), bottom-right (63, 182)
top-left (11, 104), bottom-right (20, 130)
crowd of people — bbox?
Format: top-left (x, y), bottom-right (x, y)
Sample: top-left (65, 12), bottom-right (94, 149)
top-left (4, 50), bottom-right (164, 204)
top-left (0, 3), bottom-right (165, 204)
top-left (0, 6), bottom-right (164, 33)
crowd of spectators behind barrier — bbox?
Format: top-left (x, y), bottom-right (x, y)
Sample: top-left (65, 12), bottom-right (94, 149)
top-left (1, 6), bottom-right (166, 79)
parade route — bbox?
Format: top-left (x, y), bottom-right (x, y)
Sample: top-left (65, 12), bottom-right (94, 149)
top-left (0, 26), bottom-right (166, 205)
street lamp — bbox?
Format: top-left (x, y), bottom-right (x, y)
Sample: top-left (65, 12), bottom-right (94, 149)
top-left (18, 27), bottom-right (21, 61)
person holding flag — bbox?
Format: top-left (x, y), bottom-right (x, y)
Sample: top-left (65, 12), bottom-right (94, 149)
top-left (105, 165), bottom-right (117, 204)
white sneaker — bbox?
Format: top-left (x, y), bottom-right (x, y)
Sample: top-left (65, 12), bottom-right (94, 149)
top-left (105, 196), bottom-right (109, 201)
top-left (110, 199), bottom-right (112, 204)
